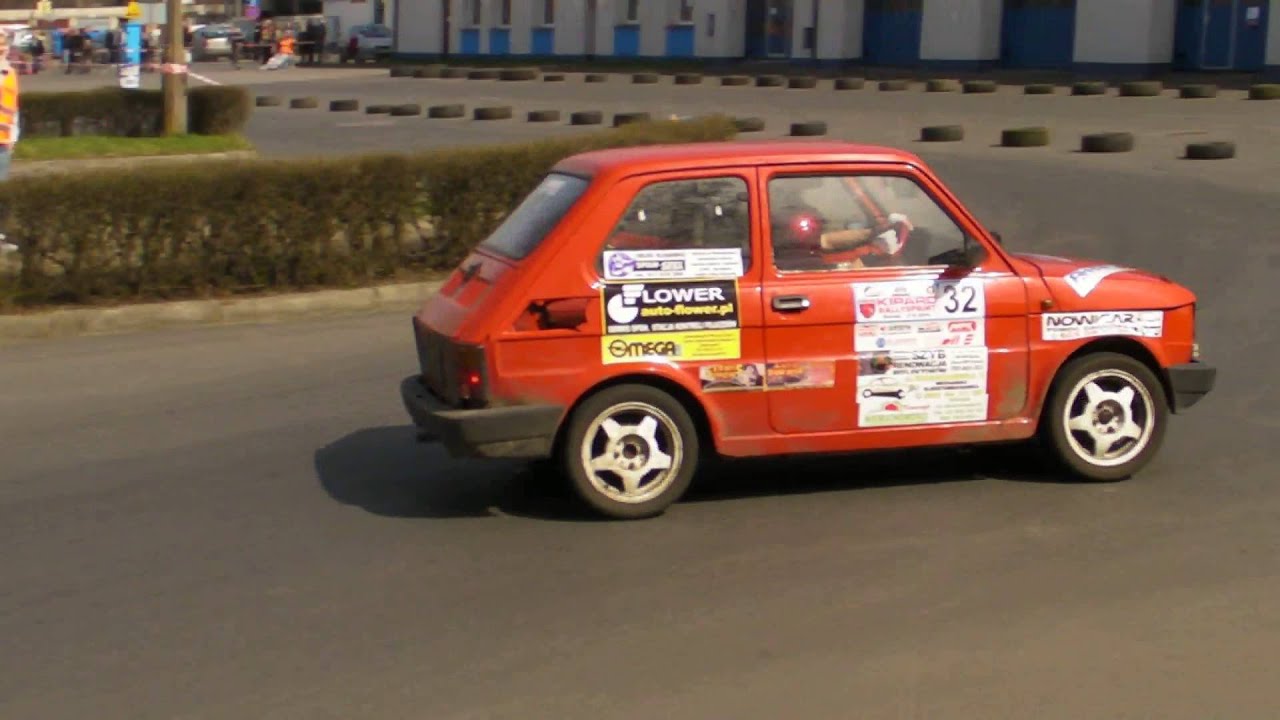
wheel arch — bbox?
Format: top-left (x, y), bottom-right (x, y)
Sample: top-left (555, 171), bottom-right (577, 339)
top-left (1038, 337), bottom-right (1174, 424)
top-left (551, 373), bottom-right (718, 460)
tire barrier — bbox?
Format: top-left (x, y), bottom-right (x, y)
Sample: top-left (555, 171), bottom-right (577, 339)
top-left (499, 68), bottom-right (539, 81)
top-left (674, 73), bottom-right (703, 85)
top-left (1080, 132), bottom-right (1135, 153)
top-left (613, 112), bottom-right (652, 127)
top-left (790, 121), bottom-right (827, 137)
top-left (527, 110), bottom-right (562, 123)
top-left (756, 74), bottom-right (786, 87)
top-left (289, 97), bottom-right (318, 109)
top-left (255, 95), bottom-right (282, 107)
top-left (632, 72), bottom-right (660, 84)
top-left (413, 66), bottom-right (445, 79)
top-left (570, 110), bottom-right (604, 125)
top-left (467, 68), bottom-right (500, 80)
top-left (389, 66), bottom-right (414, 78)
top-left (427, 104), bottom-right (465, 119)
top-left (1072, 81), bottom-right (1108, 96)
top-left (1001, 126), bottom-right (1051, 147)
top-left (584, 73), bottom-right (609, 83)
top-left (879, 79), bottom-right (910, 91)
top-left (543, 73), bottom-right (566, 82)
top-left (1179, 84), bottom-right (1218, 99)
top-left (329, 99), bottom-right (359, 112)
top-left (788, 76), bottom-right (819, 89)
top-left (1119, 80), bottom-right (1163, 97)
top-left (1185, 141), bottom-right (1236, 160)
top-left (963, 79), bottom-right (998, 94)
top-left (1248, 84), bottom-right (1280, 100)
top-left (834, 77), bottom-right (866, 90)
top-left (441, 67), bottom-right (470, 79)
top-left (1024, 84), bottom-right (1056, 95)
top-left (721, 75), bottom-right (751, 86)
top-left (926, 79), bottom-right (959, 93)
top-left (474, 106), bottom-right (514, 120)
top-left (921, 125), bottom-right (964, 142)
top-left (389, 104), bottom-right (423, 117)
top-left (365, 104), bottom-right (393, 114)
top-left (733, 117), bottom-right (766, 133)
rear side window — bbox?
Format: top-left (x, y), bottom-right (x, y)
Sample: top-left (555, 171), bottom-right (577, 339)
top-left (479, 173), bottom-right (591, 261)
top-left (601, 176), bottom-right (752, 270)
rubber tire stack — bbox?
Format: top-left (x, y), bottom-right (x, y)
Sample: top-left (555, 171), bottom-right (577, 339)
top-left (1081, 132), bottom-right (1135, 153)
top-left (790, 121), bottom-right (827, 137)
top-left (1001, 127), bottom-right (1051, 147)
top-left (921, 125), bottom-right (964, 142)
top-left (1185, 141), bottom-right (1236, 160)
top-left (427, 104), bottom-right (464, 118)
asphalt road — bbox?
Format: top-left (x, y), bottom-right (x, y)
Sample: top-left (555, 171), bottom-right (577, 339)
top-left (3, 146), bottom-right (1278, 718)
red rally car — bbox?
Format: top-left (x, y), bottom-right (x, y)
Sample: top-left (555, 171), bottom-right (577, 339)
top-left (400, 141), bottom-right (1217, 519)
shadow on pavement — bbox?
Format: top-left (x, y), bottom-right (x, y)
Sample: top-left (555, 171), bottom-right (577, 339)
top-left (317, 425), bottom-right (1066, 521)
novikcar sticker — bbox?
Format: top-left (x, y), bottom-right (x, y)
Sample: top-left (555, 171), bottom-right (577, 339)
top-left (856, 348), bottom-right (989, 427)
top-left (603, 248), bottom-right (744, 281)
top-left (852, 278), bottom-right (986, 322)
top-left (1042, 311), bottom-right (1164, 341)
top-left (603, 280), bottom-right (739, 335)
top-left (602, 330), bottom-right (740, 365)
top-left (1063, 265), bottom-right (1130, 298)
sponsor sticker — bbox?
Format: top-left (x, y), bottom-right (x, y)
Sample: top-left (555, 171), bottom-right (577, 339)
top-left (602, 330), bottom-right (740, 365)
top-left (699, 363), bottom-right (766, 392)
top-left (852, 278), bottom-right (986, 322)
top-left (855, 319), bottom-right (985, 352)
top-left (1062, 265), bottom-right (1130, 298)
top-left (603, 248), bottom-right (744, 281)
top-left (603, 280), bottom-right (740, 335)
top-left (1041, 311), bottom-right (1164, 341)
top-left (765, 361), bottom-right (836, 390)
top-left (856, 347), bottom-right (989, 427)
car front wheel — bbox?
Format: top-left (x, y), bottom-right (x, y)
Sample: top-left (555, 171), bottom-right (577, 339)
top-left (1041, 352), bottom-right (1168, 481)
top-left (562, 385), bottom-right (699, 519)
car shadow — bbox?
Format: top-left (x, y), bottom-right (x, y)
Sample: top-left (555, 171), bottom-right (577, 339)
top-left (316, 426), bottom-right (1069, 521)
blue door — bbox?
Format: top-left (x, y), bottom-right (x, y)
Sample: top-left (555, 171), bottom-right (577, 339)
top-left (665, 25), bottom-right (695, 57)
top-left (863, 0), bottom-right (922, 66)
top-left (1001, 0), bottom-right (1076, 69)
top-left (1174, 0), bottom-right (1269, 70)
top-left (613, 25), bottom-right (640, 56)
top-left (489, 28), bottom-right (510, 55)
top-left (531, 27), bottom-right (555, 55)
top-left (460, 28), bottom-right (480, 55)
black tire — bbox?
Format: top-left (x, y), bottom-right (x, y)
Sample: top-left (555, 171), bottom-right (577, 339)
top-left (632, 72), bottom-right (660, 84)
top-left (389, 103), bottom-right (422, 117)
top-left (467, 68), bottom-right (499, 80)
top-left (527, 109), bottom-right (562, 122)
top-left (499, 67), bottom-right (538, 81)
top-left (543, 73), bottom-right (566, 82)
top-left (962, 79), bottom-right (998, 94)
top-left (570, 110), bottom-right (604, 125)
top-left (1185, 141), bottom-right (1236, 160)
top-left (879, 79), bottom-right (910, 91)
top-left (788, 76), bottom-right (818, 89)
top-left (1001, 126), bottom-right (1050, 147)
top-left (441, 67), bottom-right (470, 78)
top-left (365, 104), bottom-right (393, 114)
top-left (413, 66), bottom-right (444, 78)
top-left (1072, 81), bottom-right (1108, 96)
top-left (329, 99), bottom-right (359, 112)
top-left (427, 103), bottom-right (465, 118)
top-left (289, 97), bottom-right (318, 109)
top-left (926, 78), bottom-right (959, 92)
top-left (1039, 352), bottom-right (1168, 482)
top-left (1248, 83), bottom-right (1280, 100)
top-left (756, 74), bottom-right (786, 87)
top-left (1179, 83), bottom-right (1218, 99)
top-left (255, 95), bottom-right (282, 107)
top-left (733, 116), bottom-right (766, 133)
top-left (389, 66), bottom-right (414, 78)
top-left (1081, 131), bottom-right (1135, 153)
top-left (474, 106), bottom-right (514, 120)
top-left (921, 124), bottom-right (964, 142)
top-left (721, 75), bottom-right (751, 86)
top-left (613, 111), bottom-right (651, 127)
top-left (674, 72), bottom-right (703, 85)
top-left (1119, 80), bottom-right (1163, 97)
top-left (561, 384), bottom-right (700, 519)
top-left (584, 73), bottom-right (609, 83)
top-left (1024, 83), bottom-right (1056, 95)
top-left (834, 77), bottom-right (865, 90)
top-left (790, 121), bottom-right (827, 137)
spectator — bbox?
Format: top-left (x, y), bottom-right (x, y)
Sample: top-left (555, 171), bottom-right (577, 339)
top-left (0, 31), bottom-right (20, 183)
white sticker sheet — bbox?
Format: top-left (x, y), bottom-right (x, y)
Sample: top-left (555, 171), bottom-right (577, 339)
top-left (853, 279), bottom-right (990, 427)
top-left (1062, 265), bottom-right (1130, 298)
top-left (1042, 311), bottom-right (1164, 341)
top-left (603, 248), bottom-right (744, 281)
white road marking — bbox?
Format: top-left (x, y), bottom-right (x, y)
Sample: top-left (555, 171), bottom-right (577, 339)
top-left (335, 120), bottom-right (396, 128)
top-left (187, 70), bottom-right (223, 86)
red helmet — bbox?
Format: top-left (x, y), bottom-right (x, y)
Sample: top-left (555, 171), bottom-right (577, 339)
top-left (787, 210), bottom-right (823, 244)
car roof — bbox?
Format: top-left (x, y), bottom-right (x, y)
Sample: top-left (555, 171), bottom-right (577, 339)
top-left (554, 140), bottom-right (925, 178)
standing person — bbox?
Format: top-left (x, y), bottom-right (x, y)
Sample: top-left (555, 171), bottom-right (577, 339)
top-left (312, 20), bottom-right (326, 65)
top-left (0, 31), bottom-right (20, 182)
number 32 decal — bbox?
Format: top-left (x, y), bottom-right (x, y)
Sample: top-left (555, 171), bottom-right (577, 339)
top-left (940, 283), bottom-right (978, 314)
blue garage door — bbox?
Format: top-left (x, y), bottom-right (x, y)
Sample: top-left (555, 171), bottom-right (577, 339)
top-left (489, 28), bottom-right (511, 55)
top-left (460, 28), bottom-right (480, 55)
top-left (1175, 0), bottom-right (1269, 71)
top-left (1001, 0), bottom-right (1076, 69)
top-left (864, 0), bottom-right (922, 67)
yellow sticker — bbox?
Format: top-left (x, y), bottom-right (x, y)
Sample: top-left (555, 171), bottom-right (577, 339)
top-left (602, 330), bottom-right (741, 365)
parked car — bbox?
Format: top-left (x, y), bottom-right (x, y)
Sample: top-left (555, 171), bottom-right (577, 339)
top-left (341, 23), bottom-right (391, 62)
top-left (399, 141), bottom-right (1216, 519)
top-left (191, 24), bottom-right (242, 61)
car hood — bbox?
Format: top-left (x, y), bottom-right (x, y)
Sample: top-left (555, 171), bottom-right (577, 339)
top-left (1012, 252), bottom-right (1195, 311)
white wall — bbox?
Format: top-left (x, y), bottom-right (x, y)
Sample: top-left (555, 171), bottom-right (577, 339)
top-left (325, 0), bottom-right (378, 40)
top-left (1269, 0), bottom-right (1280, 64)
top-left (921, 0), bottom-right (1000, 61)
top-left (816, 0), bottom-right (863, 60)
top-left (395, 0), bottom-right (442, 53)
top-left (695, 0), bottom-right (744, 58)
top-left (551, 0), bottom-right (587, 55)
top-left (1074, 0), bottom-right (1177, 64)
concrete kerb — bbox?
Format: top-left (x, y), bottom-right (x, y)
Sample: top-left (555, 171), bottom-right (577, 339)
top-left (10, 151), bottom-right (260, 177)
top-left (0, 280), bottom-right (444, 344)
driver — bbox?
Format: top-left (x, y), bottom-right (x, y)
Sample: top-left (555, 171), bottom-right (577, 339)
top-left (771, 177), bottom-right (912, 270)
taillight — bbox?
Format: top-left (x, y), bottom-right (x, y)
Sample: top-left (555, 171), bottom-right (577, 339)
top-left (456, 344), bottom-right (488, 407)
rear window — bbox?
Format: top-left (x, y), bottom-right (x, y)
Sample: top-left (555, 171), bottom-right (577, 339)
top-left (479, 173), bottom-right (591, 261)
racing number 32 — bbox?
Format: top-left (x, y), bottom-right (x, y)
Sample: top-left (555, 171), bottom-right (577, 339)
top-left (940, 283), bottom-right (978, 314)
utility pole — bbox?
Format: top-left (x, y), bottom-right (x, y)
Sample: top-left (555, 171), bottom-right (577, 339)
top-left (163, 0), bottom-right (188, 135)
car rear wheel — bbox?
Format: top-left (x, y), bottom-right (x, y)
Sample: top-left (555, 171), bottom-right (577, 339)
top-left (1041, 352), bottom-right (1168, 481)
top-left (562, 385), bottom-right (699, 519)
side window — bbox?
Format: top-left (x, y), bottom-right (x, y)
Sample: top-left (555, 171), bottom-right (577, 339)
top-left (768, 173), bottom-right (983, 273)
top-left (602, 177), bottom-right (752, 269)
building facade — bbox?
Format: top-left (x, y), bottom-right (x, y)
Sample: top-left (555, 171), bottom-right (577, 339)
top-left (393, 0), bottom-right (1280, 75)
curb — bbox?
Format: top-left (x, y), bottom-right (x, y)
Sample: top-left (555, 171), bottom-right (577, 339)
top-left (0, 280), bottom-right (444, 344)
top-left (11, 151), bottom-right (259, 177)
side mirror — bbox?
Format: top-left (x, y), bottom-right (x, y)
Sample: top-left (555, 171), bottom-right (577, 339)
top-left (991, 231), bottom-right (1004, 245)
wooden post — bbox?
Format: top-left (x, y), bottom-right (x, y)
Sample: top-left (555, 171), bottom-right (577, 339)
top-left (162, 0), bottom-right (187, 135)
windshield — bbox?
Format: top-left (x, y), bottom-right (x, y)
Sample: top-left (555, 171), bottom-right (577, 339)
top-left (479, 173), bottom-right (591, 261)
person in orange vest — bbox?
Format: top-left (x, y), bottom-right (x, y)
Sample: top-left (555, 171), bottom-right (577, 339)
top-left (0, 30), bottom-right (20, 182)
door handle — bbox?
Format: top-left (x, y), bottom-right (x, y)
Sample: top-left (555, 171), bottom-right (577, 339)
top-left (772, 295), bottom-right (811, 312)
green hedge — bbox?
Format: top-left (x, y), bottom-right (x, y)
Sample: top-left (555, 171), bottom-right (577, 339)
top-left (18, 86), bottom-right (253, 138)
top-left (0, 116), bottom-right (738, 309)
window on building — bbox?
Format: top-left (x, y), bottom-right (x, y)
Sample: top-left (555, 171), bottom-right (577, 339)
top-left (470, 0), bottom-right (482, 26)
top-left (500, 0), bottom-right (511, 25)
top-left (601, 177), bottom-right (753, 269)
top-left (672, 0), bottom-right (694, 23)
top-left (624, 0), bottom-right (639, 22)
top-left (767, 174), bottom-right (982, 272)
top-left (542, 0), bottom-right (556, 24)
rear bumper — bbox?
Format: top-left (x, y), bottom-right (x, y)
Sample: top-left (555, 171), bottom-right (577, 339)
top-left (399, 375), bottom-right (564, 459)
top-left (1166, 361), bottom-right (1216, 412)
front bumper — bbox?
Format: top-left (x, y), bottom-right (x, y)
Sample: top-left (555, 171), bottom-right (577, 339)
top-left (399, 375), bottom-right (564, 459)
top-left (1166, 361), bottom-right (1217, 412)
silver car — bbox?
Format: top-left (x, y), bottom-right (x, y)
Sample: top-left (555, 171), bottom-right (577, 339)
top-left (191, 24), bottom-right (243, 61)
